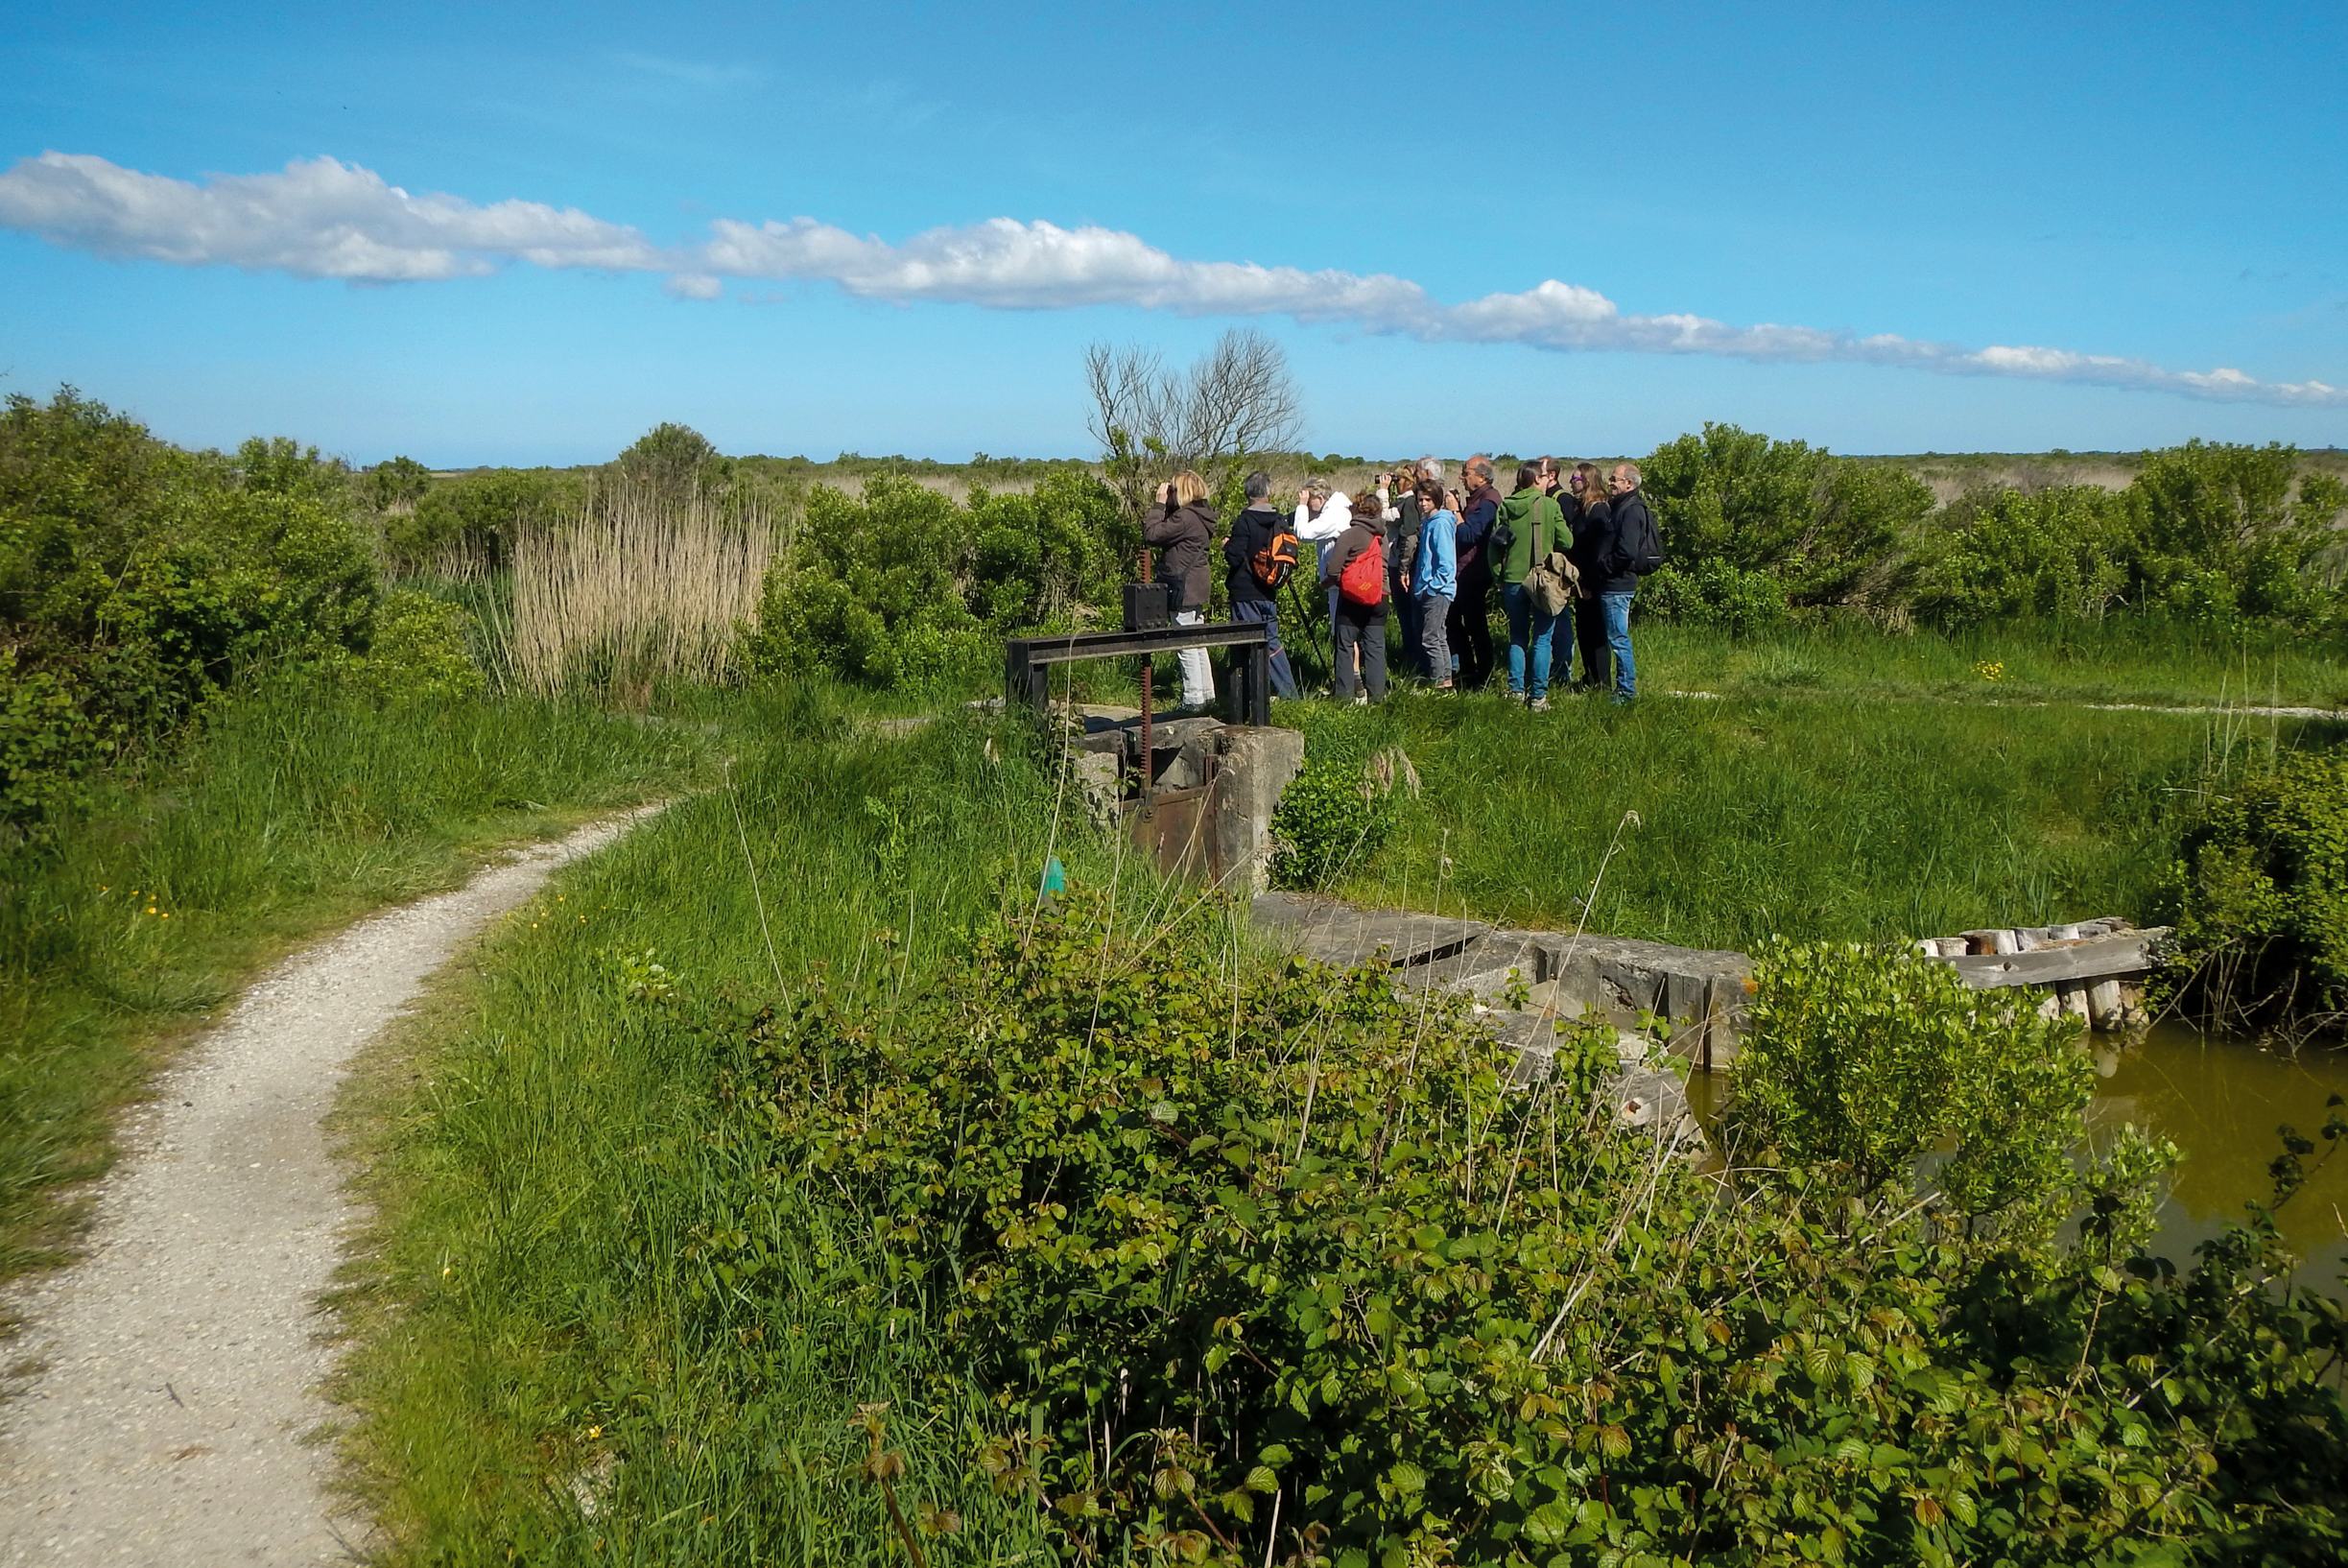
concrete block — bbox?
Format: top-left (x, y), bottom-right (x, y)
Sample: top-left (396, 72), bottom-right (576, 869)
top-left (1206, 726), bottom-right (1304, 896)
top-left (1253, 891), bottom-right (1486, 968)
top-left (1071, 750), bottom-right (1121, 824)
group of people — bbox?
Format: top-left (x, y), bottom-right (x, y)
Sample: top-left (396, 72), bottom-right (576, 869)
top-left (1145, 455), bottom-right (1652, 710)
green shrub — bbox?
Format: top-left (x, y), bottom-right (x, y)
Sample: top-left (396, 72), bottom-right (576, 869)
top-left (0, 390), bottom-right (379, 834)
top-left (1726, 939), bottom-right (2095, 1235)
top-left (1915, 485), bottom-right (2130, 628)
top-left (1635, 558), bottom-right (1791, 634)
top-left (722, 893), bottom-right (2347, 1566)
top-left (1918, 445), bottom-right (2347, 634)
top-left (1267, 714), bottom-right (1407, 890)
top-left (389, 466), bottom-right (581, 569)
top-left (2162, 747), bottom-right (2348, 1033)
top-left (347, 589), bottom-right (484, 703)
top-left (358, 455), bottom-right (431, 513)
top-left (745, 471), bottom-right (1124, 694)
top-left (1640, 423), bottom-right (1931, 608)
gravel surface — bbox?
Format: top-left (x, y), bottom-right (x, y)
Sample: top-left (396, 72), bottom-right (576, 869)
top-left (0, 809), bottom-right (661, 1565)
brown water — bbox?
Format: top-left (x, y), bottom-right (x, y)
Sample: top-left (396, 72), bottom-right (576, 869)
top-left (2091, 1024), bottom-right (2348, 1287)
top-left (1686, 1026), bottom-right (2348, 1288)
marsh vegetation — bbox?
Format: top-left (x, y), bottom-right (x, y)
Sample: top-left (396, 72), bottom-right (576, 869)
top-left (4, 381), bottom-right (2346, 1562)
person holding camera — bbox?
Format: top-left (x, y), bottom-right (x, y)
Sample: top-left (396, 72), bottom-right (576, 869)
top-left (1376, 463), bottom-right (1421, 677)
top-left (1143, 470), bottom-right (1218, 711)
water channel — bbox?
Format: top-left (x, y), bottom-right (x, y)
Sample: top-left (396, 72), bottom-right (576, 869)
top-left (2092, 1023), bottom-right (2348, 1288)
top-left (1686, 1024), bottom-right (2348, 1290)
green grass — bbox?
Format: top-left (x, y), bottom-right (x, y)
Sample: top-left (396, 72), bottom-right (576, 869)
top-left (326, 660), bottom-right (2348, 1558)
top-left (0, 678), bottom-right (710, 1287)
top-left (1633, 617), bottom-right (2348, 709)
top-left (330, 690), bottom-right (1153, 1563)
top-left (1277, 689), bottom-right (2347, 953)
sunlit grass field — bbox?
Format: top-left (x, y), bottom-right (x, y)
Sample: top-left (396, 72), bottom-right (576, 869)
top-left (1276, 690), bottom-right (2344, 952)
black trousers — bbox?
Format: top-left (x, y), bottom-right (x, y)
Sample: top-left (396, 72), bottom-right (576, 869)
top-left (1571, 597), bottom-right (1610, 687)
top-left (1334, 609), bottom-right (1387, 701)
top-left (1447, 561), bottom-right (1494, 689)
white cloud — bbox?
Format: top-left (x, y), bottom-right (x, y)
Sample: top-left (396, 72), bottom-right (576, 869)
top-left (3, 151), bottom-right (2338, 408)
top-left (0, 152), bottom-right (661, 281)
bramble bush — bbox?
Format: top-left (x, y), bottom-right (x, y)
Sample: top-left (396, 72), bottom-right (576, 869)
top-left (1268, 710), bottom-right (1411, 891)
top-left (342, 589), bottom-right (485, 704)
top-left (701, 899), bottom-right (2347, 1566)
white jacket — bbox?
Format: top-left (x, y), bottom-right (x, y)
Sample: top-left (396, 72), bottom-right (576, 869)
top-left (1294, 492), bottom-right (1352, 571)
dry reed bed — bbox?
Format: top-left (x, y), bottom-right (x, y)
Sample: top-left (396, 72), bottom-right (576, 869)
top-left (510, 482), bottom-right (777, 701)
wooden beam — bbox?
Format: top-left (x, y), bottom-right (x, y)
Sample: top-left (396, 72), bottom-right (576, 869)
top-left (1930, 929), bottom-right (2170, 989)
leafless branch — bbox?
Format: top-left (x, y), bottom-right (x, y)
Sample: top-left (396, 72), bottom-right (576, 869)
top-left (1082, 329), bottom-right (1303, 526)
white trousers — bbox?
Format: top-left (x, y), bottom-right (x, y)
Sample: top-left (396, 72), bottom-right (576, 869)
top-left (1172, 608), bottom-right (1216, 708)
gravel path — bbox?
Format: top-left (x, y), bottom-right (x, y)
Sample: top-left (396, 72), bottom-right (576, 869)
top-left (0, 808), bottom-right (662, 1566)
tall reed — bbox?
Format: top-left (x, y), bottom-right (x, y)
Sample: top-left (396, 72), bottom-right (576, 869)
top-left (509, 480), bottom-right (775, 703)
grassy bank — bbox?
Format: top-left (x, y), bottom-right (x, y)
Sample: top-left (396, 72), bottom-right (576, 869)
top-left (332, 693), bottom-right (1150, 1561)
top-left (333, 685), bottom-right (2348, 1565)
top-left (1278, 691), bottom-right (2347, 952)
top-left (0, 678), bottom-right (709, 1287)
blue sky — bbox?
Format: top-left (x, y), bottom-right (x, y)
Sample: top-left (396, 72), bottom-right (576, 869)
top-left (3, 0), bottom-right (2344, 465)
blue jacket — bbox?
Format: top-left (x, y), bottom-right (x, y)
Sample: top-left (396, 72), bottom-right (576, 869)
top-left (1414, 509), bottom-right (1459, 600)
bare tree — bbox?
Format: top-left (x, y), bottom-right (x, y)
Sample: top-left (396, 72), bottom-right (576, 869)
top-left (1084, 328), bottom-right (1303, 527)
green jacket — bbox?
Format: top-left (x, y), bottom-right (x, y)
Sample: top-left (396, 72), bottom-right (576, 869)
top-left (1491, 489), bottom-right (1568, 585)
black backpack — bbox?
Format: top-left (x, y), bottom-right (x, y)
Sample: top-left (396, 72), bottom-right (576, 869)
top-left (1614, 494), bottom-right (1665, 577)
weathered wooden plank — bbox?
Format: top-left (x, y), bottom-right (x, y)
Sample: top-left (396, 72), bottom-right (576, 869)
top-left (1932, 929), bottom-right (2170, 988)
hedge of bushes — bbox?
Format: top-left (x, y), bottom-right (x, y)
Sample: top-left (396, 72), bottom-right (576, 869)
top-left (1, 390), bottom-right (382, 833)
top-left (1638, 427), bottom-right (2348, 634)
top-left (743, 471), bottom-right (1128, 694)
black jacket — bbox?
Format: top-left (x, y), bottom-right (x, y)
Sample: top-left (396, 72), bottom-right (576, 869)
top-left (1143, 500), bottom-right (1218, 610)
top-left (1456, 483), bottom-right (1500, 575)
top-left (1581, 490), bottom-right (1645, 596)
top-left (1568, 496), bottom-right (1613, 585)
top-left (1222, 503), bottom-right (1288, 605)
top-left (1388, 491), bottom-right (1423, 590)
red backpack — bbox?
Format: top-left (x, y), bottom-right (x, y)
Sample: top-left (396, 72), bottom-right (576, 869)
top-left (1339, 536), bottom-right (1385, 607)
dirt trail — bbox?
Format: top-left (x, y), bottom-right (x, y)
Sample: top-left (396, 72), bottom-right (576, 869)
top-left (0, 808), bottom-right (661, 1566)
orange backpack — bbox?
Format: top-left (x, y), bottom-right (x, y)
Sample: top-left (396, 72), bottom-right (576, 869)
top-left (1251, 526), bottom-right (1300, 589)
top-left (1339, 536), bottom-right (1385, 607)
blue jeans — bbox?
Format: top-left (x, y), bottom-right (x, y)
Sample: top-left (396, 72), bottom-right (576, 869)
top-left (1502, 582), bottom-right (1558, 700)
top-left (1600, 590), bottom-right (1636, 700)
top-left (1229, 595), bottom-right (1296, 699)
